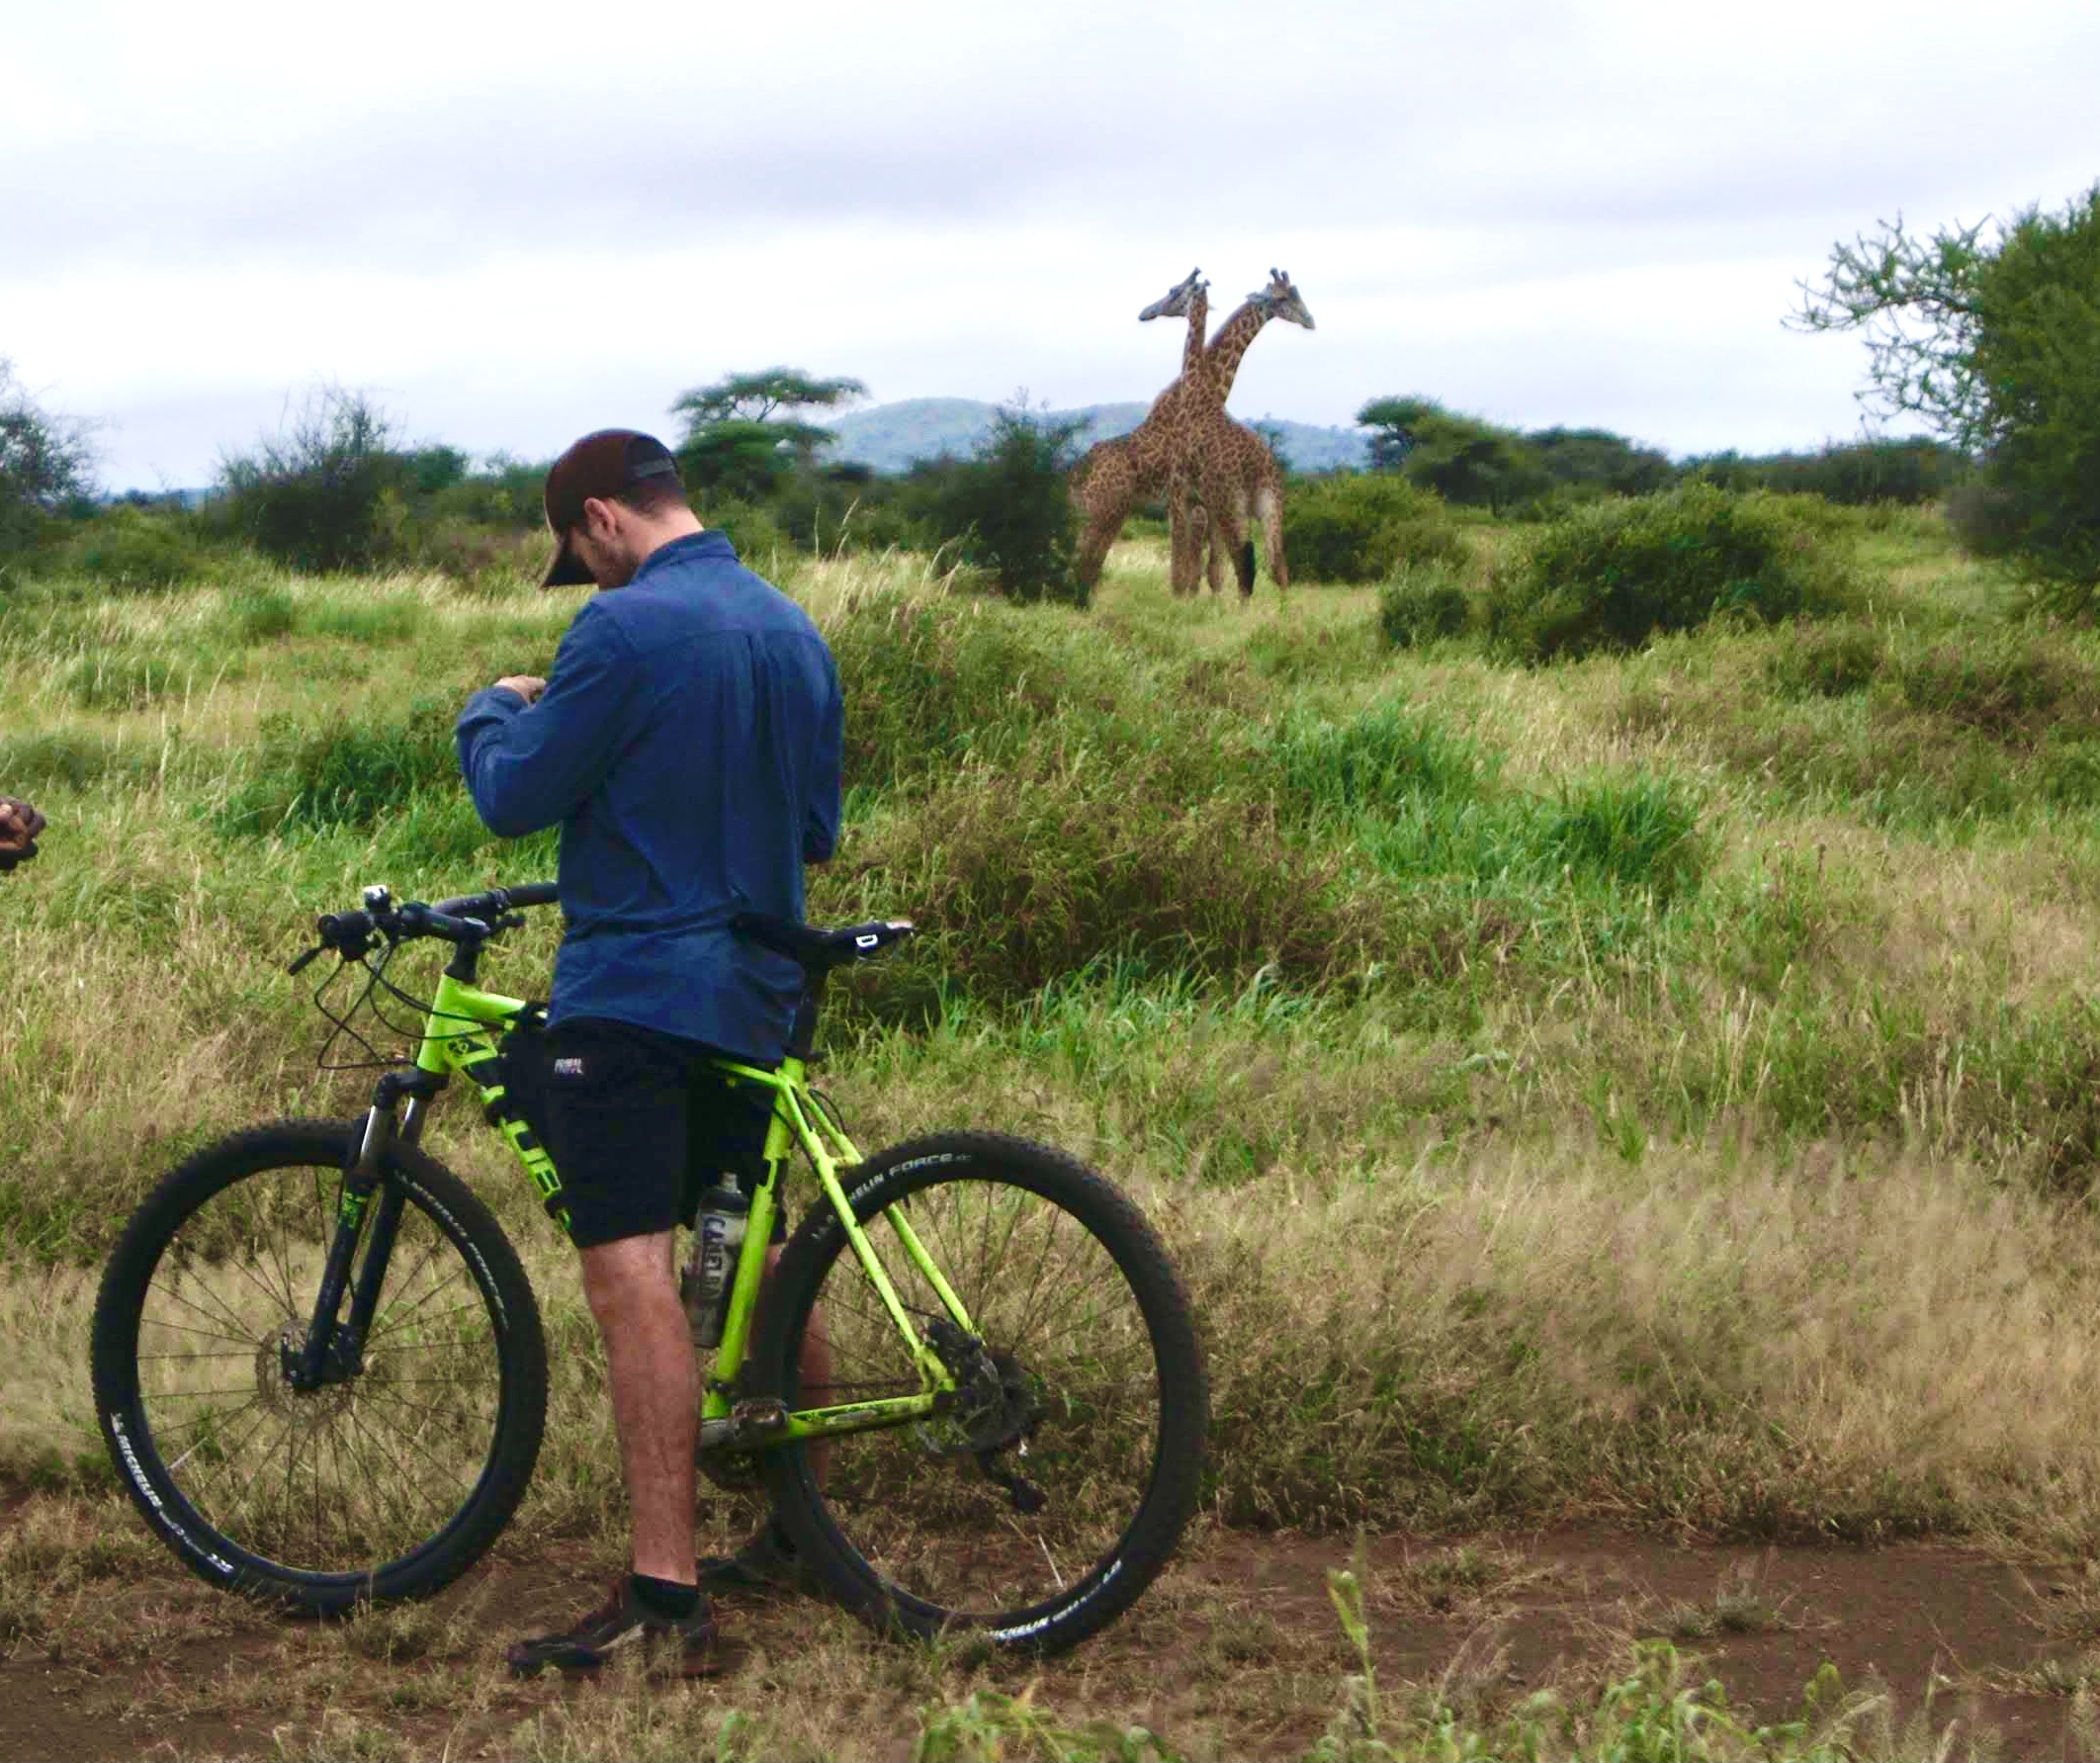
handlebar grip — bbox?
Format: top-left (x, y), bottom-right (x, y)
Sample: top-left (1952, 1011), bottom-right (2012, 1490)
top-left (406, 906), bottom-right (487, 942)
top-left (504, 882), bottom-right (560, 909)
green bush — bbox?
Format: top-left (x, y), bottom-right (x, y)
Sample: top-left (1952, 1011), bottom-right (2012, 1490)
top-left (836, 761), bottom-right (1394, 1002)
top-left (1376, 562), bottom-right (1472, 648)
top-left (62, 507), bottom-right (230, 590)
top-left (219, 389), bottom-right (411, 574)
top-left (1764, 622), bottom-right (1883, 697)
top-left (0, 360), bottom-right (94, 561)
top-left (63, 649), bottom-right (189, 712)
top-left (701, 497), bottom-right (793, 567)
top-left (1489, 484), bottom-right (1859, 661)
top-left (1889, 633), bottom-right (2100, 743)
top-left (826, 594), bottom-right (1114, 791)
top-left (219, 698), bottom-right (459, 835)
top-left (411, 518), bottom-right (545, 591)
top-left (0, 728), bottom-right (137, 793)
top-left (1266, 701), bottom-right (1484, 814)
top-left (224, 587), bottom-right (295, 642)
top-left (1541, 775), bottom-right (1706, 905)
top-left (1281, 475), bottom-right (1466, 583)
top-left (1688, 438), bottom-right (1970, 504)
top-left (916, 408), bottom-right (1085, 604)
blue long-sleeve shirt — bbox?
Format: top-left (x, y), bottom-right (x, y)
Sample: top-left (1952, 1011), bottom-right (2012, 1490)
top-left (455, 530), bottom-right (843, 1062)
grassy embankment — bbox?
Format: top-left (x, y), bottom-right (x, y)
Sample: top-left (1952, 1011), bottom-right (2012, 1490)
top-left (4, 510), bottom-right (2100, 1571)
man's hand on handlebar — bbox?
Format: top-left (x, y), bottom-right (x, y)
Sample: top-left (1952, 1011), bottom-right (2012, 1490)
top-left (494, 675), bottom-right (546, 704)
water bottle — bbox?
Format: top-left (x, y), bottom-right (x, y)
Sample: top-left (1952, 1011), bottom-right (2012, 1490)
top-left (681, 1182), bottom-right (748, 1348)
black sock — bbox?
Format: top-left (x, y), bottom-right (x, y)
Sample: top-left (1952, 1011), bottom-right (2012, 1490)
top-left (631, 1572), bottom-right (700, 1619)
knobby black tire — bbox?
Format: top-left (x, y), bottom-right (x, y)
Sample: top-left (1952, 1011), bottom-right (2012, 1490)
top-left (752, 1132), bottom-right (1207, 1654)
top-left (90, 1119), bottom-right (548, 1614)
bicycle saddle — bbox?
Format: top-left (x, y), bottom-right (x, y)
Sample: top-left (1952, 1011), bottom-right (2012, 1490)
top-left (732, 913), bottom-right (916, 975)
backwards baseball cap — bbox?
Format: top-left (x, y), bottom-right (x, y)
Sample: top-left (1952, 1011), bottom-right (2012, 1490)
top-left (541, 429), bottom-right (685, 587)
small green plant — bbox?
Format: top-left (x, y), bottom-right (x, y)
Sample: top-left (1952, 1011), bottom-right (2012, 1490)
top-left (1489, 484), bottom-right (1859, 661)
top-left (1377, 562), bottom-right (1472, 648)
top-left (914, 1687), bottom-right (1174, 1762)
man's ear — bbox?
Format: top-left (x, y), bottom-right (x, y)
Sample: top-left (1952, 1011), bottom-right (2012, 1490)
top-left (578, 495), bottom-right (620, 541)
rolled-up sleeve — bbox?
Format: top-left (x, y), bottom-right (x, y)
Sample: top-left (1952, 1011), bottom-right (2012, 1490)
top-left (455, 606), bottom-right (642, 838)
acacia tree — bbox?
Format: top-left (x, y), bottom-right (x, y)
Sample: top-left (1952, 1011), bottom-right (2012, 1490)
top-left (668, 368), bottom-right (866, 502)
top-left (1794, 185), bottom-right (2100, 599)
top-left (0, 359), bottom-right (95, 556)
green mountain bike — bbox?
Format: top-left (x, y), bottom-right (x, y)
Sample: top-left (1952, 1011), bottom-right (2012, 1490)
top-left (90, 883), bottom-right (1207, 1654)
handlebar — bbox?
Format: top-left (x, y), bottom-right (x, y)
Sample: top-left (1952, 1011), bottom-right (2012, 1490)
top-left (288, 881), bottom-right (559, 974)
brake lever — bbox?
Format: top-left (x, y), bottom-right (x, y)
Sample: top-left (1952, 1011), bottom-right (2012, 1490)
top-left (288, 945), bottom-right (325, 976)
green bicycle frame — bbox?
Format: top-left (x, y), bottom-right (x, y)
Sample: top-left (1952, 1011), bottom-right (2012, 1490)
top-left (409, 971), bottom-right (973, 1447)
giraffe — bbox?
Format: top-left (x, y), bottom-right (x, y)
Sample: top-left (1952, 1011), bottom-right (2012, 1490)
top-left (1137, 268), bottom-right (1213, 596)
top-left (1189, 418), bottom-right (1290, 597)
top-left (1070, 274), bottom-right (1215, 595)
top-left (1181, 270), bottom-right (1312, 598)
top-left (1071, 269), bottom-right (1313, 596)
top-left (1139, 272), bottom-right (1298, 597)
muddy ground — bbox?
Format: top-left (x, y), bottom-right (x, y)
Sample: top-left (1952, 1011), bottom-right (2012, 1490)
top-left (5, 1494), bottom-right (2097, 1760)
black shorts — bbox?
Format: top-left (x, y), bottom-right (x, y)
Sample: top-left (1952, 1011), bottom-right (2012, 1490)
top-left (542, 1016), bottom-right (789, 1251)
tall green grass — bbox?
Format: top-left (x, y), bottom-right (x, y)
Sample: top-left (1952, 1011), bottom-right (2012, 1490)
top-left (5, 534), bottom-right (2100, 1558)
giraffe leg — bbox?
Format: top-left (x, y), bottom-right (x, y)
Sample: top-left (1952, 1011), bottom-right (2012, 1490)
top-left (1187, 498), bottom-right (1211, 597)
top-left (1167, 467), bottom-right (1196, 596)
top-left (1255, 474), bottom-right (1287, 595)
top-left (1072, 469), bottom-right (1134, 594)
top-left (1076, 504), bottom-right (1125, 594)
top-left (1199, 482), bottom-right (1255, 600)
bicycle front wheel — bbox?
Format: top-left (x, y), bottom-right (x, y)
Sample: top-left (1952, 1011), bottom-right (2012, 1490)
top-left (753, 1132), bottom-right (1207, 1654)
top-left (90, 1119), bottom-right (548, 1613)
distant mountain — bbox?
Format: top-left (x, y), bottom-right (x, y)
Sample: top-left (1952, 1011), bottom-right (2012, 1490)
top-left (822, 398), bottom-right (1369, 475)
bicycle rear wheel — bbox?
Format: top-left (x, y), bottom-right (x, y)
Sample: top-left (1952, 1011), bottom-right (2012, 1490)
top-left (752, 1132), bottom-right (1206, 1654)
top-left (90, 1118), bottom-right (547, 1613)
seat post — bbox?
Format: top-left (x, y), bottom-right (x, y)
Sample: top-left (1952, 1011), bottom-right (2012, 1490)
top-left (786, 974), bottom-right (826, 1061)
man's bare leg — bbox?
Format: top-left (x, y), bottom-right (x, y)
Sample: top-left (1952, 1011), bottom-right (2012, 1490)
top-left (763, 1243), bottom-right (832, 1484)
top-left (579, 1230), bottom-right (698, 1584)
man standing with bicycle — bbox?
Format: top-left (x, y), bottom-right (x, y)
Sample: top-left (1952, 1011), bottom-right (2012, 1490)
top-left (456, 429), bottom-right (841, 1677)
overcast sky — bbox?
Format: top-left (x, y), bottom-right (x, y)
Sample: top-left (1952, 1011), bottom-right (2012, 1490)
top-left (4, 0), bottom-right (2095, 489)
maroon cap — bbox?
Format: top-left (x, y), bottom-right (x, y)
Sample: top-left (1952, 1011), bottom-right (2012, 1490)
top-left (541, 429), bottom-right (684, 587)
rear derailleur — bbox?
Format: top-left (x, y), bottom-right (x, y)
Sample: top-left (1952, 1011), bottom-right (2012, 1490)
top-left (924, 1317), bottom-right (1046, 1515)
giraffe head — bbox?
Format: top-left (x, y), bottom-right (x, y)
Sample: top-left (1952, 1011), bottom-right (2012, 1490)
top-left (1252, 268), bottom-right (1315, 331)
top-left (1138, 267), bottom-right (1206, 323)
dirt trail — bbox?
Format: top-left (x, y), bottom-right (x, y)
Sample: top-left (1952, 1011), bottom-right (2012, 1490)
top-left (3, 1497), bottom-right (2093, 1760)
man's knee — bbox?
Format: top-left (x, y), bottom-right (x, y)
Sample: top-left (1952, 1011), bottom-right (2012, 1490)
top-left (579, 1230), bottom-right (677, 1326)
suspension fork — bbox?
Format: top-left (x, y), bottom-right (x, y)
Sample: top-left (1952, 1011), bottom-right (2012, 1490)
top-left (289, 1074), bottom-right (443, 1393)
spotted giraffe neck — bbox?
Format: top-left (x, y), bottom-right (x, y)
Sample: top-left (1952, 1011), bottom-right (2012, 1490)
top-left (1191, 298), bottom-right (1270, 408)
top-left (1180, 287), bottom-right (1209, 379)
